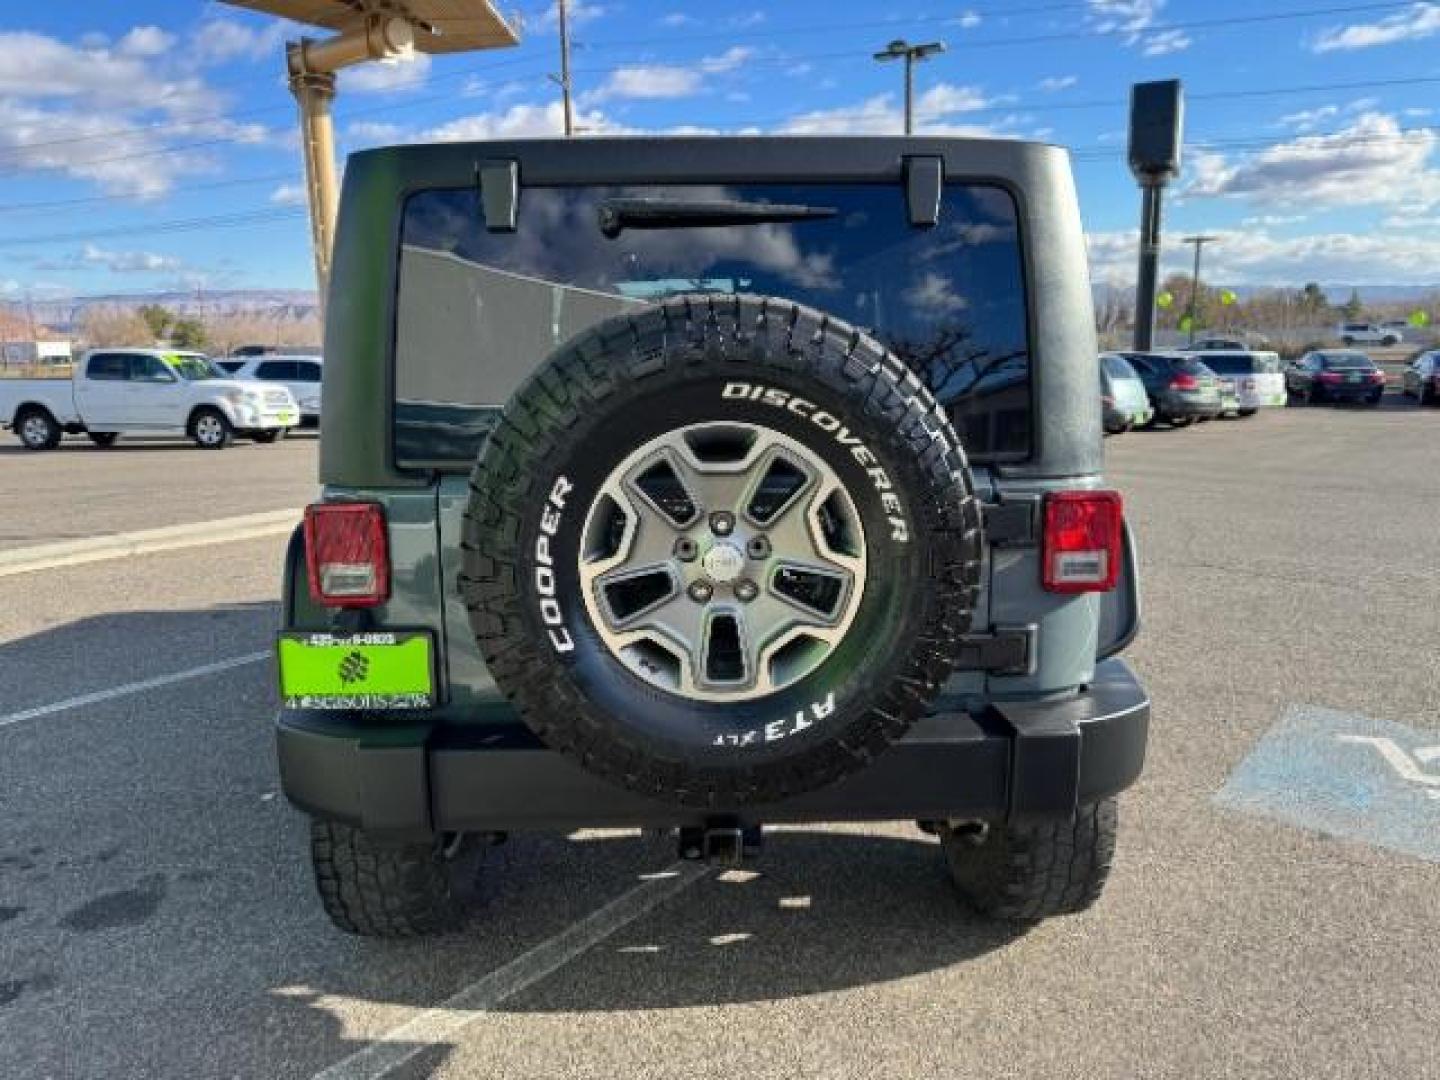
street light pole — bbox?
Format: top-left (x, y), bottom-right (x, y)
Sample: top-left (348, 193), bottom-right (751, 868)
top-left (872, 39), bottom-right (945, 135)
top-left (557, 0), bottom-right (575, 137)
top-left (1182, 234), bottom-right (1218, 344)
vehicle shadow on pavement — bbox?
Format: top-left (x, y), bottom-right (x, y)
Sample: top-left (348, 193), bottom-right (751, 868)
top-left (490, 829), bottom-right (1029, 1015)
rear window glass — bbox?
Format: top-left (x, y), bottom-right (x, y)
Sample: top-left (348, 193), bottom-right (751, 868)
top-left (1322, 353), bottom-right (1373, 369)
top-left (1101, 355), bottom-right (1138, 379)
top-left (1175, 358), bottom-right (1213, 375)
top-left (1195, 354), bottom-right (1253, 375)
top-left (394, 183), bottom-right (1031, 468)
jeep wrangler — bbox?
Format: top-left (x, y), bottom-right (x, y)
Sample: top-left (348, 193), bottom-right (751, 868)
top-left (275, 137), bottom-right (1148, 937)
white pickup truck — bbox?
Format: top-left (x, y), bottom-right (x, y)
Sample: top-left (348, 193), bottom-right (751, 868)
top-left (0, 348), bottom-right (299, 450)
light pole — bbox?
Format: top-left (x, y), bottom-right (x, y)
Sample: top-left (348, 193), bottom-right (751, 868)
top-left (872, 39), bottom-right (945, 135)
top-left (551, 0), bottom-right (575, 136)
top-left (1182, 234), bottom-right (1218, 344)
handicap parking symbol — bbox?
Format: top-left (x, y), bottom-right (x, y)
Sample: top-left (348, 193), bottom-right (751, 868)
top-left (1215, 705), bottom-right (1440, 863)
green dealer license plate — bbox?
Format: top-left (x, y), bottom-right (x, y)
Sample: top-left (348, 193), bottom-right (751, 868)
top-left (277, 631), bottom-right (434, 710)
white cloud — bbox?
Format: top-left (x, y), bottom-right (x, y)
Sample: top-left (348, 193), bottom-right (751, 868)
top-left (588, 47), bottom-right (753, 102)
top-left (190, 18), bottom-right (287, 64)
top-left (117, 26), bottom-right (175, 58)
top-left (778, 84), bottom-right (1007, 135)
top-left (958, 11), bottom-right (983, 28)
top-left (270, 183), bottom-right (307, 207)
top-left (80, 244), bottom-right (184, 274)
top-left (343, 52), bottom-right (432, 93)
top-left (1087, 0), bottom-right (1189, 55)
top-left (1186, 112), bottom-right (1440, 212)
top-left (421, 102), bottom-right (626, 142)
top-left (346, 120), bottom-right (407, 144)
top-left (1088, 227), bottom-right (1440, 286)
top-left (729, 12), bottom-right (767, 28)
top-left (534, 1), bottom-right (608, 29)
top-left (904, 272), bottom-right (969, 315)
top-left (1280, 105), bottom-right (1341, 131)
top-left (700, 47), bottom-right (755, 74)
top-left (1312, 3), bottom-right (1440, 52)
top-left (591, 65), bottom-right (702, 101)
top-left (1039, 76), bottom-right (1078, 92)
top-left (1142, 29), bottom-right (1190, 56)
top-left (661, 13), bottom-right (696, 27)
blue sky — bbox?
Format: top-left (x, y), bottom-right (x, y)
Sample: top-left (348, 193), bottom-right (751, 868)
top-left (3, 0), bottom-right (1440, 299)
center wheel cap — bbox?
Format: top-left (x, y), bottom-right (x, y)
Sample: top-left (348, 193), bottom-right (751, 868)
top-left (701, 542), bottom-right (747, 584)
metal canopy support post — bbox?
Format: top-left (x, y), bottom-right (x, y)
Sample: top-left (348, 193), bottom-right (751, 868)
top-left (289, 66), bottom-right (340, 311)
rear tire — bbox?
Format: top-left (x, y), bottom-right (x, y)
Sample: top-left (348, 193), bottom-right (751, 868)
top-left (189, 407), bottom-right (232, 449)
top-left (942, 800), bottom-right (1119, 920)
top-left (1421, 385), bottom-right (1436, 406)
top-left (87, 432), bottom-right (119, 447)
top-left (309, 820), bottom-right (484, 937)
top-left (1169, 416), bottom-right (1194, 428)
top-left (15, 407), bottom-right (61, 451)
top-left (252, 429), bottom-right (284, 444)
top-left (1236, 408), bottom-right (1258, 418)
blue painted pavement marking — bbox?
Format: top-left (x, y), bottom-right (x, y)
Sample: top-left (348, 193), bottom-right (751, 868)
top-left (1215, 705), bottom-right (1440, 863)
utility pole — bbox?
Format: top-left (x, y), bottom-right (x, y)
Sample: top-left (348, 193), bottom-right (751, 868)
top-left (872, 39), bottom-right (945, 135)
top-left (1182, 234), bottom-right (1218, 344)
top-left (556, 0), bottom-right (575, 137)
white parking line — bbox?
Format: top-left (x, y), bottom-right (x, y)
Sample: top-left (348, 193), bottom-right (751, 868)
top-left (0, 509), bottom-right (303, 578)
top-left (311, 862), bottom-right (709, 1080)
top-left (0, 652), bottom-right (270, 729)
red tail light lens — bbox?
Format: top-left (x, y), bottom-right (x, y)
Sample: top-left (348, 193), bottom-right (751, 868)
top-left (1369, 371), bottom-right (1386, 384)
top-left (1168, 373), bottom-right (1199, 391)
top-left (1318, 372), bottom-right (1344, 384)
top-left (1043, 491), bottom-right (1123, 594)
top-left (304, 502), bottom-right (390, 607)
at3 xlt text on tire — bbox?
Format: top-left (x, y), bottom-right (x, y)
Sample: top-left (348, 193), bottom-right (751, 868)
top-left (460, 294), bottom-right (985, 809)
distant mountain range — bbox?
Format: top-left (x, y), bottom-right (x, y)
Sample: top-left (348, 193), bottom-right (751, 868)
top-left (1, 290), bottom-right (320, 335)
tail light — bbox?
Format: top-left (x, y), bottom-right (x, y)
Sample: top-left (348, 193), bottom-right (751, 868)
top-left (1168, 373), bottom-right (1199, 391)
top-left (1369, 371), bottom-right (1386, 384)
top-left (1318, 371), bottom-right (1345, 384)
top-left (1042, 491), bottom-right (1124, 594)
top-left (304, 502), bottom-right (390, 607)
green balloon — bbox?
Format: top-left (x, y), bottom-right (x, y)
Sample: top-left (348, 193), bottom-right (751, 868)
top-left (1157, 291), bottom-right (1175, 309)
top-left (1408, 309), bottom-right (1431, 328)
top-left (1179, 314), bottom-right (1194, 332)
top-left (1220, 289), bottom-right (1238, 307)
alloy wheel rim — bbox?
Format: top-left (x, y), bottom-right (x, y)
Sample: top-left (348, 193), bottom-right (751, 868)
top-left (577, 421), bottom-right (868, 703)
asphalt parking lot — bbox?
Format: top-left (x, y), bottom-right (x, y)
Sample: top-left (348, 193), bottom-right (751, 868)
top-left (1, 403), bottom-right (1437, 1079)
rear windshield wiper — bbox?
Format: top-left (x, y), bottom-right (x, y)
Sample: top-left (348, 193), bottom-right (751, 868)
top-left (597, 198), bottom-right (838, 238)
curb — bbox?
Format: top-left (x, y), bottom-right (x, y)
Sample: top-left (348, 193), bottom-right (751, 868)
top-left (0, 509), bottom-right (303, 578)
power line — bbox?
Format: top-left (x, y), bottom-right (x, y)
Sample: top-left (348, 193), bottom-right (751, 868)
top-left (0, 208), bottom-right (306, 250)
top-left (0, 173), bottom-right (298, 216)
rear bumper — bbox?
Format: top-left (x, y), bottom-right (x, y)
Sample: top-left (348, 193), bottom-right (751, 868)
top-left (276, 658), bottom-right (1150, 836)
top-left (1161, 394), bottom-right (1222, 417)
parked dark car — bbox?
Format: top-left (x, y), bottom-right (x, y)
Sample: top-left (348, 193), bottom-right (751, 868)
top-left (1401, 350), bottom-right (1439, 405)
top-left (1116, 352), bottom-right (1223, 427)
top-left (1286, 350), bottom-right (1385, 405)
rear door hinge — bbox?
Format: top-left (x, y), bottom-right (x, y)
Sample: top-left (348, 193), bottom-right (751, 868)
top-left (954, 625), bottom-right (1036, 676)
top-left (981, 498), bottom-right (1037, 548)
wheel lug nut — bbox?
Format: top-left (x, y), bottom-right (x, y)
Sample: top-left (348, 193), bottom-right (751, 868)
top-left (747, 536), bottom-right (770, 559)
top-left (709, 511), bottom-right (735, 536)
top-left (688, 581), bottom-right (714, 603)
top-left (734, 579), bottom-right (758, 602)
top-left (674, 537), bottom-right (698, 562)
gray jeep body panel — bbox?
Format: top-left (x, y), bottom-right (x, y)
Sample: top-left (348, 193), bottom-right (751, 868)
top-left (282, 136), bottom-right (1146, 833)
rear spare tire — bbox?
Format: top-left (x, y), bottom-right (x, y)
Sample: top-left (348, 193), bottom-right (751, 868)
top-left (461, 295), bottom-right (983, 807)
